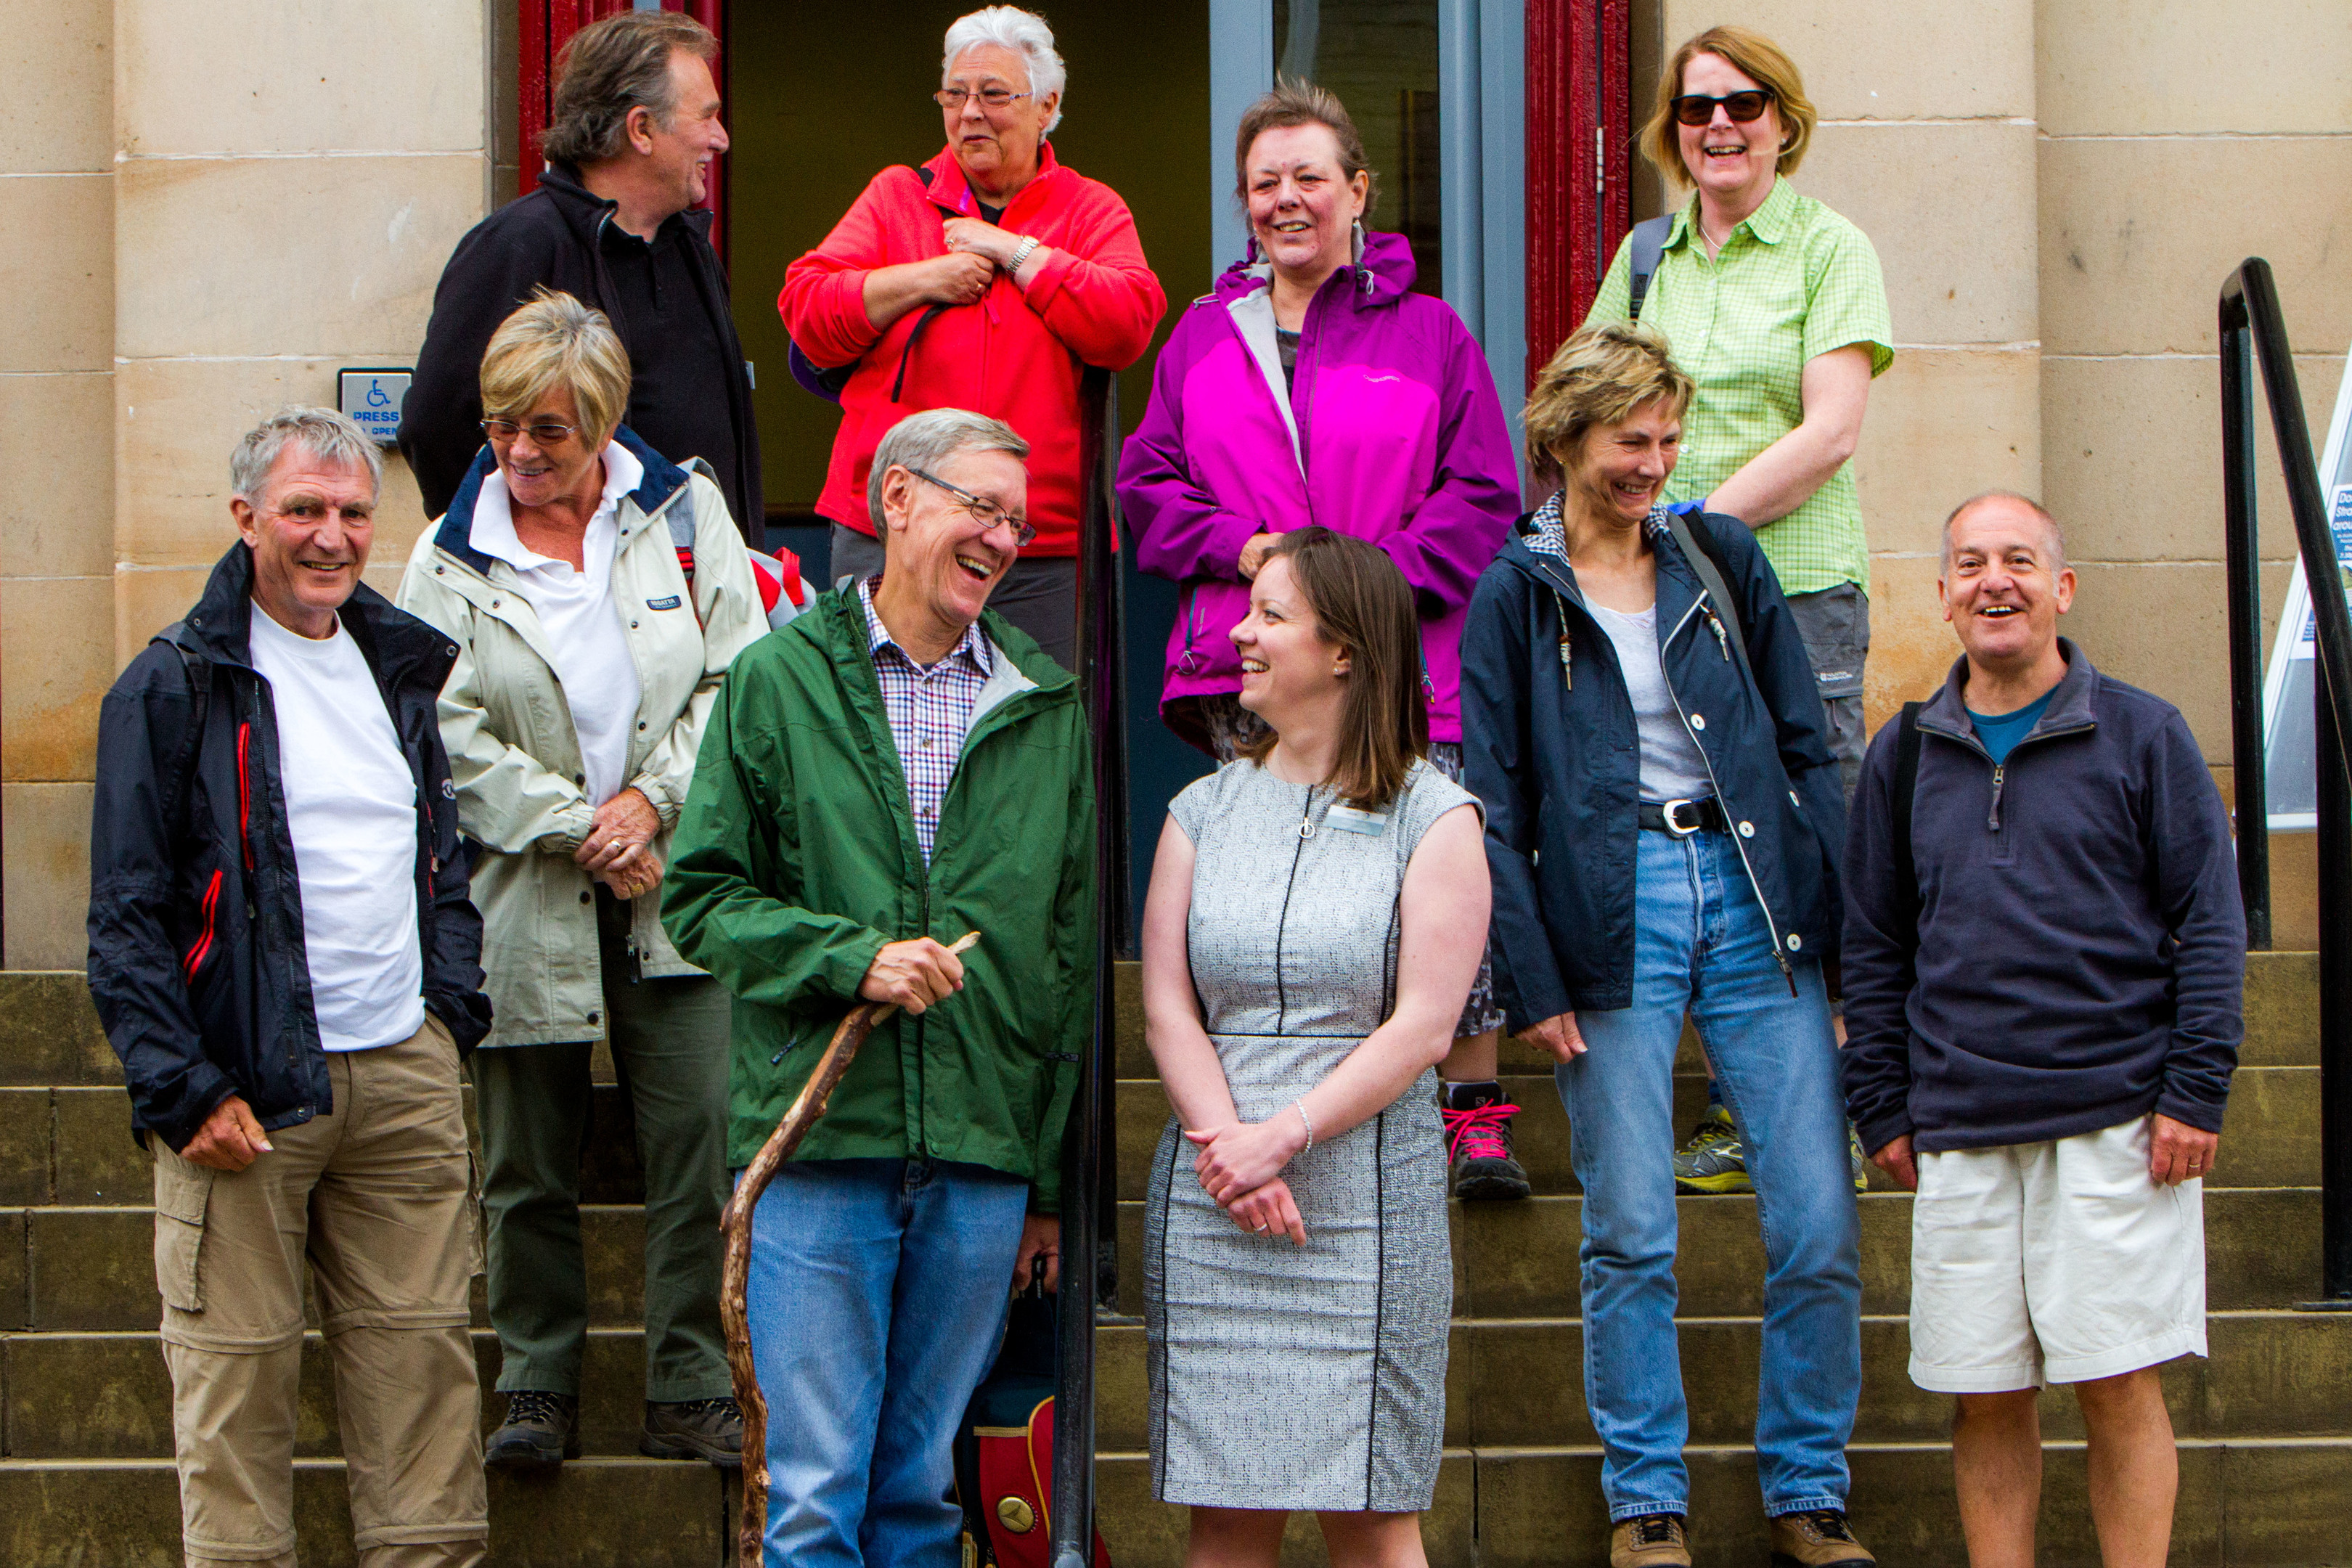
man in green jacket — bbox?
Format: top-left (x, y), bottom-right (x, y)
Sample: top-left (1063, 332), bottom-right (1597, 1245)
top-left (663, 407), bottom-right (1093, 1567)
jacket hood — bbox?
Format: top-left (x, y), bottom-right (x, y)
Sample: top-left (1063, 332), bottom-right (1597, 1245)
top-left (176, 542), bottom-right (454, 695)
top-left (535, 163), bottom-right (716, 248)
top-left (1919, 637), bottom-right (2101, 746)
top-left (431, 423), bottom-right (695, 576)
top-left (915, 141), bottom-right (1064, 219)
top-left (1212, 229), bottom-right (1418, 309)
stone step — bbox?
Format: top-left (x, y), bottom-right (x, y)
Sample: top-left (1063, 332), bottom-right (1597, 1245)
top-left (1109, 1187), bottom-right (2324, 1320)
top-left (10, 1183), bottom-right (2318, 1337)
top-left (1087, 1309), bottom-right (2352, 1455)
top-left (1095, 1435), bottom-right (2352, 1568)
top-left (4, 1327), bottom-right (703, 1461)
top-left (0, 1083), bottom-right (650, 1210)
top-left (0, 1456), bottom-right (727, 1568)
top-left (6, 949), bottom-right (2321, 1095)
top-left (1112, 1065), bottom-right (2320, 1199)
top-left (20, 1307), bottom-right (2345, 1464)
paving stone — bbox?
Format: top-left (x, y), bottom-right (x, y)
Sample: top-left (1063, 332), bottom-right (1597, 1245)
top-left (0, 1209), bottom-right (26, 1332)
top-left (0, 975), bottom-right (118, 1088)
top-left (0, 1088), bottom-right (49, 1205)
top-left (1472, 1440), bottom-right (2230, 1568)
top-left (28, 1206), bottom-right (155, 1331)
top-left (0, 1456), bottom-right (726, 1568)
top-left (2241, 951), bottom-right (2317, 1067)
top-left (2211, 1066), bottom-right (2319, 1189)
top-left (1096, 1450), bottom-right (1474, 1568)
top-left (53, 1085), bottom-right (148, 1204)
top-left (2218, 1439), bottom-right (2352, 1564)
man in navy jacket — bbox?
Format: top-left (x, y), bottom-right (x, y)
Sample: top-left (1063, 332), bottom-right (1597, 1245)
top-left (1842, 491), bottom-right (2243, 1568)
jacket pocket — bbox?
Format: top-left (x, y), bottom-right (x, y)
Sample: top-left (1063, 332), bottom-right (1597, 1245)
top-left (152, 1151), bottom-right (214, 1312)
top-left (181, 867), bottom-right (224, 982)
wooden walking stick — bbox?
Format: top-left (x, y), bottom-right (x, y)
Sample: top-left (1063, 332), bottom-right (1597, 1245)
top-left (720, 930), bottom-right (981, 1568)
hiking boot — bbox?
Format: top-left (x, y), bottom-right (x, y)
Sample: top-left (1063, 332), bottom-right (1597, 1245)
top-left (485, 1389), bottom-right (579, 1468)
top-left (1441, 1085), bottom-right (1531, 1201)
top-left (1610, 1512), bottom-right (1691, 1568)
top-left (1673, 1102), bottom-right (1751, 1193)
top-left (642, 1396), bottom-right (744, 1468)
top-left (1850, 1122), bottom-right (1871, 1193)
top-left (1771, 1508), bottom-right (1876, 1568)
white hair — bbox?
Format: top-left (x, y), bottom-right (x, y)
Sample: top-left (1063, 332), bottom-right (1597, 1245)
top-left (942, 7), bottom-right (1066, 135)
top-left (869, 408), bottom-right (1031, 534)
top-left (230, 407), bottom-right (381, 503)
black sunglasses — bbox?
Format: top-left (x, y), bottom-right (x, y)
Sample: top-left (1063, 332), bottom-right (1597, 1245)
top-left (1671, 89), bottom-right (1773, 126)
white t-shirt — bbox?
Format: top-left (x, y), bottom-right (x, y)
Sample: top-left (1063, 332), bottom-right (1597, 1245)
top-left (1588, 600), bottom-right (1715, 804)
top-left (468, 443), bottom-right (647, 804)
top-left (247, 603), bottom-right (427, 1053)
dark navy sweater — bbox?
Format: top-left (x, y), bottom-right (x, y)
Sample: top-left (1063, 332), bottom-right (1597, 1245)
top-left (1841, 642), bottom-right (2245, 1155)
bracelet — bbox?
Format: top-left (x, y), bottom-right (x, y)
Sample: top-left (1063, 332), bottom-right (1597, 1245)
top-left (1008, 235), bottom-right (1040, 274)
top-left (1293, 1101), bottom-right (1314, 1153)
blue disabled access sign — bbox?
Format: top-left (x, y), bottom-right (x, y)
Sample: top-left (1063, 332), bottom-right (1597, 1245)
top-left (338, 368), bottom-right (411, 449)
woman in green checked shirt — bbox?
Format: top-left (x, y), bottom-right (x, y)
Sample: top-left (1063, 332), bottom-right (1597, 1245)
top-left (1585, 23), bottom-right (1890, 1205)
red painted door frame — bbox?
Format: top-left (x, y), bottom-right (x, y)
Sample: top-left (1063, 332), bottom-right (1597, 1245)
top-left (518, 0), bottom-right (728, 252)
top-left (1524, 0), bottom-right (1629, 389)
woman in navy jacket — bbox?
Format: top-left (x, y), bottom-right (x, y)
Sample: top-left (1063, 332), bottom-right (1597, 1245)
top-left (1459, 321), bottom-right (1867, 1565)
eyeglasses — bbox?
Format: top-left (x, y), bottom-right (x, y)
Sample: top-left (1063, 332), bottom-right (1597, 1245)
top-left (481, 417), bottom-right (579, 446)
top-left (934, 86), bottom-right (1032, 113)
top-left (1670, 89), bottom-right (1773, 126)
top-left (906, 467), bottom-right (1035, 546)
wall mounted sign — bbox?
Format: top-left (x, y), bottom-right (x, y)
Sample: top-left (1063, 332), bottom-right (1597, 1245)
top-left (338, 368), bottom-right (411, 449)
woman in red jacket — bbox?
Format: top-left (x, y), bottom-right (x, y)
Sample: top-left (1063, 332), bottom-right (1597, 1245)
top-left (779, 5), bottom-right (1166, 669)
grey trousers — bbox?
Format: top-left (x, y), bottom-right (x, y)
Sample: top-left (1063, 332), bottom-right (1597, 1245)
top-left (829, 523), bottom-right (1080, 673)
top-left (1783, 581), bottom-right (1871, 806)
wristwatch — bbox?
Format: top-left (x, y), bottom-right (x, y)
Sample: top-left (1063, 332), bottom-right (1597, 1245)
top-left (1008, 235), bottom-right (1040, 275)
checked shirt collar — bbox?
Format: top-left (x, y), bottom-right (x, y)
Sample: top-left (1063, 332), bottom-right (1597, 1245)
top-left (857, 576), bottom-right (995, 863)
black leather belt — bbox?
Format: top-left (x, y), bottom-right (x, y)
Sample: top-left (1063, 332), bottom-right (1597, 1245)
top-left (1638, 797), bottom-right (1728, 836)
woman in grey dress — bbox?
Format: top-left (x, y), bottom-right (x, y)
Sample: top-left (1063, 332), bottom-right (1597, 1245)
top-left (1139, 528), bottom-right (1490, 1567)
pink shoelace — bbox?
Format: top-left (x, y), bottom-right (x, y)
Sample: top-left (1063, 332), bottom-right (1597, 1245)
top-left (1442, 1099), bottom-right (1520, 1163)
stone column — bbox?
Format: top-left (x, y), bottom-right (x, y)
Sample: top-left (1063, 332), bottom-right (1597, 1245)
top-left (0, 0), bottom-right (115, 968)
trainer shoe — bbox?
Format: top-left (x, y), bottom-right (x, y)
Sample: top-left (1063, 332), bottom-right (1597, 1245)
top-left (642, 1396), bottom-right (744, 1467)
top-left (1673, 1103), bottom-right (1751, 1194)
top-left (1850, 1122), bottom-right (1870, 1193)
top-left (485, 1389), bottom-right (579, 1468)
top-left (1610, 1513), bottom-right (1692, 1568)
top-left (1441, 1085), bottom-right (1532, 1201)
top-left (1770, 1508), bottom-right (1876, 1568)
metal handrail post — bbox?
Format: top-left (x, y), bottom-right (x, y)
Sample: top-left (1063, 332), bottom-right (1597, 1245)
top-left (2218, 298), bottom-right (2272, 948)
top-left (1053, 367), bottom-right (1123, 1563)
top-left (2221, 258), bottom-right (2352, 1306)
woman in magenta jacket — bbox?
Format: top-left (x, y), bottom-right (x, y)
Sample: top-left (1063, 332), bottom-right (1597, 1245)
top-left (1117, 81), bottom-right (1525, 1204)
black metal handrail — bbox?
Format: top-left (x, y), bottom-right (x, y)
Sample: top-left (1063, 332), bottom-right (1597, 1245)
top-left (2218, 257), bottom-right (2352, 1307)
top-left (1054, 365), bottom-right (1130, 1561)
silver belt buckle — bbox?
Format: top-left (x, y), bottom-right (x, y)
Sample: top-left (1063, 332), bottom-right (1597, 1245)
top-left (1662, 798), bottom-right (1702, 837)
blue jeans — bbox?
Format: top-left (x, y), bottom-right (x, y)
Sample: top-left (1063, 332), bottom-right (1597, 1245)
top-left (745, 1157), bottom-right (1030, 1568)
top-left (1557, 830), bottom-right (1861, 1521)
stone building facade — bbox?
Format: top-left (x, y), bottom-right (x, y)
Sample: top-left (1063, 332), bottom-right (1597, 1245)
top-left (3, 0), bottom-right (2345, 965)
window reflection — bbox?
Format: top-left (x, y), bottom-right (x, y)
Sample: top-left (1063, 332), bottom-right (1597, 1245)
top-left (1270, 0), bottom-right (1444, 298)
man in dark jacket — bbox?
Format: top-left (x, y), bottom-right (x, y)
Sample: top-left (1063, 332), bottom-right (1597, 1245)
top-left (1842, 491), bottom-right (2243, 1568)
top-left (88, 408), bottom-right (494, 1568)
top-left (399, 9), bottom-right (763, 540)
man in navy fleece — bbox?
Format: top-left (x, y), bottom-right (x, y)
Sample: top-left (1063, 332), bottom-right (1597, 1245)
top-left (1841, 491), bottom-right (2243, 1568)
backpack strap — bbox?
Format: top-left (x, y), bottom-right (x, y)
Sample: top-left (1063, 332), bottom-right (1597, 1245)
top-left (665, 487), bottom-right (712, 632)
top-left (1891, 701), bottom-right (1924, 950)
top-left (152, 624), bottom-right (216, 836)
top-left (1659, 510), bottom-right (1754, 690)
top-left (1626, 213), bottom-right (1675, 320)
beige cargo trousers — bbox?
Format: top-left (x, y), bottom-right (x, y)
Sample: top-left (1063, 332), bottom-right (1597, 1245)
top-left (152, 1014), bottom-right (487, 1567)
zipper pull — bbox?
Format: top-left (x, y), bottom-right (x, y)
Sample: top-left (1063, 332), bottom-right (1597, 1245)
top-left (1988, 764), bottom-right (2006, 832)
top-left (1707, 608), bottom-right (1731, 661)
top-left (1559, 624), bottom-right (1572, 689)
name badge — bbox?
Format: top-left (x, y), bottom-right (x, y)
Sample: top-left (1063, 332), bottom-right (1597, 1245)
top-left (646, 595), bottom-right (682, 611)
top-left (1325, 804), bottom-right (1389, 837)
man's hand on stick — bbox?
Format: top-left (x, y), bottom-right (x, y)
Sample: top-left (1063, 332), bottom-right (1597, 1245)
top-left (1013, 1214), bottom-right (1061, 1292)
top-left (858, 938), bottom-right (966, 1013)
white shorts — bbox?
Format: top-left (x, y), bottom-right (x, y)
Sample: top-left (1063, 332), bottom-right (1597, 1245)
top-left (1907, 1116), bottom-right (2207, 1392)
